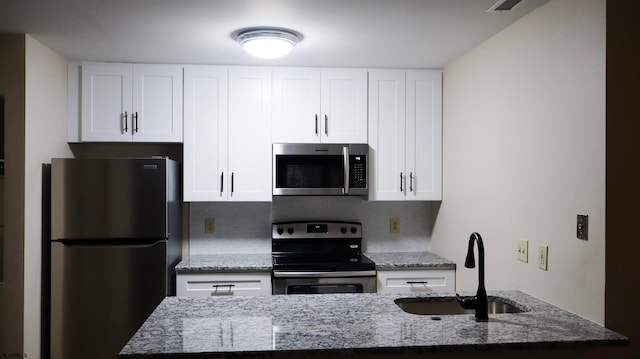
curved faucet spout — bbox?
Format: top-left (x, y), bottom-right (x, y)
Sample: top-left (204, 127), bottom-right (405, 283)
top-left (457, 232), bottom-right (488, 321)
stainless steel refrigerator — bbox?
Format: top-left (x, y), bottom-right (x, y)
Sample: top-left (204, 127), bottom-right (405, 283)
top-left (49, 157), bottom-right (181, 359)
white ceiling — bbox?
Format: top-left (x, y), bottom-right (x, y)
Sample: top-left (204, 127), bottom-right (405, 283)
top-left (0, 0), bottom-right (549, 68)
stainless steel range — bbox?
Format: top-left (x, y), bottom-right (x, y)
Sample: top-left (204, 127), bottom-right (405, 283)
top-left (271, 221), bottom-right (377, 294)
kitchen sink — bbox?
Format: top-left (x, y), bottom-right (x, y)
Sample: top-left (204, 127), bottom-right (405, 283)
top-left (394, 296), bottom-right (527, 316)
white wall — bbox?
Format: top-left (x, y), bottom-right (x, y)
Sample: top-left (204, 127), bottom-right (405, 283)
top-left (433, 0), bottom-right (606, 323)
top-left (23, 35), bottom-right (72, 358)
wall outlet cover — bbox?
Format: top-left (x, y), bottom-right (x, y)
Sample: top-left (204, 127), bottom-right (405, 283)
top-left (538, 244), bottom-right (548, 271)
top-left (577, 214), bottom-right (588, 240)
top-left (517, 238), bottom-right (528, 263)
top-left (389, 218), bottom-right (400, 233)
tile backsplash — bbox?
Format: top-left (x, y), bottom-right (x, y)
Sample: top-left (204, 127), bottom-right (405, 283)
top-left (189, 197), bottom-right (432, 255)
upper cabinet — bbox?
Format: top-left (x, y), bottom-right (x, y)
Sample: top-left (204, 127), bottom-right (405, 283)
top-left (69, 62), bottom-right (183, 142)
top-left (272, 68), bottom-right (367, 144)
top-left (368, 70), bottom-right (442, 201)
top-left (183, 66), bottom-right (272, 202)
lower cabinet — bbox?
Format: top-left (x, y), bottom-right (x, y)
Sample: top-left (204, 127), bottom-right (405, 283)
top-left (377, 269), bottom-right (455, 294)
top-left (176, 272), bottom-right (272, 297)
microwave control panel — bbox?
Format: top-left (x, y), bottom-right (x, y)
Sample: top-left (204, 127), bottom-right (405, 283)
top-left (350, 155), bottom-right (367, 188)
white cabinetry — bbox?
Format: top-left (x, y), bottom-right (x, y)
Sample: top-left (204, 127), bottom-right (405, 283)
top-left (377, 269), bottom-right (455, 294)
top-left (272, 68), bottom-right (367, 143)
top-left (75, 63), bottom-right (182, 142)
top-left (368, 70), bottom-right (442, 201)
top-left (177, 272), bottom-right (272, 296)
top-left (183, 66), bottom-right (272, 202)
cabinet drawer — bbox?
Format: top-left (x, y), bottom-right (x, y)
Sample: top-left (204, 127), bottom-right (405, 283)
top-left (377, 269), bottom-right (455, 294)
top-left (177, 272), bottom-right (271, 297)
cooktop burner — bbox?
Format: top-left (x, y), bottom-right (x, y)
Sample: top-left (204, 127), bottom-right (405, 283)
top-left (272, 254), bottom-right (376, 271)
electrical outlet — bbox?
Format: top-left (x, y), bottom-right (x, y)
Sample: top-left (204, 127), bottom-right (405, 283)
top-left (538, 244), bottom-right (548, 271)
top-left (577, 214), bottom-right (588, 240)
top-left (389, 218), bottom-right (400, 233)
top-left (204, 218), bottom-right (215, 234)
top-left (517, 239), bottom-right (528, 263)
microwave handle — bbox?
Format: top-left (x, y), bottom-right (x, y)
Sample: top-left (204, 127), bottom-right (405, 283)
top-left (343, 146), bottom-right (350, 194)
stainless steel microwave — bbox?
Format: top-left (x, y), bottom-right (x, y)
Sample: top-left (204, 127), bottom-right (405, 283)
top-left (273, 143), bottom-right (368, 196)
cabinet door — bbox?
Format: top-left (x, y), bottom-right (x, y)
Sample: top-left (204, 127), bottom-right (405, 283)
top-left (320, 69), bottom-right (368, 143)
top-left (183, 66), bottom-right (228, 201)
top-left (81, 63), bottom-right (133, 142)
top-left (272, 68), bottom-right (321, 143)
top-left (368, 70), bottom-right (406, 201)
top-left (132, 65), bottom-right (183, 142)
top-left (228, 67), bottom-right (272, 201)
top-left (406, 70), bottom-right (442, 200)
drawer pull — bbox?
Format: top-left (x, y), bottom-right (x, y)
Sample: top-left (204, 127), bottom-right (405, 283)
top-left (406, 281), bottom-right (429, 285)
top-left (212, 284), bottom-right (235, 288)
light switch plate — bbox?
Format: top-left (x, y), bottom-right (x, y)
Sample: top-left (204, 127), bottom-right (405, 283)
top-left (204, 218), bottom-right (215, 234)
top-left (517, 238), bottom-right (528, 263)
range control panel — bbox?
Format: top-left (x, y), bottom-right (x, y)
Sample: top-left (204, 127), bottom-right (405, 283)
top-left (272, 221), bottom-right (362, 239)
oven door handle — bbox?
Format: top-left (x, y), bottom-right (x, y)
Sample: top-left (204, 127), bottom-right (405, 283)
top-left (273, 270), bottom-right (377, 278)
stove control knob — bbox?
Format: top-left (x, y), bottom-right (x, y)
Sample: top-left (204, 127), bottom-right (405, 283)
top-left (277, 227), bottom-right (284, 235)
top-left (340, 227), bottom-right (347, 234)
top-left (350, 226), bottom-right (358, 234)
top-left (287, 227), bottom-right (294, 235)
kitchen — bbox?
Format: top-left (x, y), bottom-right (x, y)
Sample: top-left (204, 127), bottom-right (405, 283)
top-left (0, 0), bottom-right (638, 358)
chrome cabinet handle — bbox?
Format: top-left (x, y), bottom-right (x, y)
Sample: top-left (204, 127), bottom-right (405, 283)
top-left (315, 114), bottom-right (319, 135)
top-left (133, 112), bottom-right (139, 133)
top-left (212, 284), bottom-right (235, 288)
top-left (211, 284), bottom-right (235, 295)
top-left (325, 114), bottom-right (328, 136)
top-left (400, 172), bottom-right (403, 192)
top-left (123, 111), bottom-right (128, 133)
top-left (231, 172), bottom-right (234, 193)
top-left (220, 172), bottom-right (224, 194)
top-left (409, 172), bottom-right (414, 192)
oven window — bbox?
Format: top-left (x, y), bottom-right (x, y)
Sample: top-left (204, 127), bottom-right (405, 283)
top-left (287, 284), bottom-right (363, 294)
top-left (275, 155), bottom-right (344, 188)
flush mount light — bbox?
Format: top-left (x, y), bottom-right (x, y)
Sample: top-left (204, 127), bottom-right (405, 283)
top-left (236, 28), bottom-right (299, 59)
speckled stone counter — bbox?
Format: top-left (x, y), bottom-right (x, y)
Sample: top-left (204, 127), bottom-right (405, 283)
top-left (119, 290), bottom-right (627, 358)
top-left (176, 254), bottom-right (272, 273)
top-left (365, 251), bottom-right (456, 270)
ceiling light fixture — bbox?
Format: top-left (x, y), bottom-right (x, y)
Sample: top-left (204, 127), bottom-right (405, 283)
top-left (237, 28), bottom-right (299, 59)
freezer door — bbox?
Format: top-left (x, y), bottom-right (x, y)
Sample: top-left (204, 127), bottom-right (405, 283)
top-left (51, 158), bottom-right (170, 239)
top-left (50, 241), bottom-right (167, 359)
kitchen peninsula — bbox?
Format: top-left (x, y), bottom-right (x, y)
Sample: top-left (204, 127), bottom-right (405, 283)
top-left (119, 291), bottom-right (627, 359)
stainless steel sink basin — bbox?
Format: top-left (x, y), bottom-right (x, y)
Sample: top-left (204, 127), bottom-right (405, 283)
top-left (394, 296), bottom-right (527, 316)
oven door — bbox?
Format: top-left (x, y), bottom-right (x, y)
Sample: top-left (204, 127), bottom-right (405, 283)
top-left (272, 271), bottom-right (377, 294)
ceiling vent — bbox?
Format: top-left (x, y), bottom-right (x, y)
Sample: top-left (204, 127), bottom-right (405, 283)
top-left (487, 0), bottom-right (526, 12)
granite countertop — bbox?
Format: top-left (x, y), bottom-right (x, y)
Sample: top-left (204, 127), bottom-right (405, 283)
top-left (365, 251), bottom-right (456, 270)
top-left (120, 290), bottom-right (627, 358)
top-left (176, 252), bottom-right (455, 273)
top-left (175, 254), bottom-right (273, 273)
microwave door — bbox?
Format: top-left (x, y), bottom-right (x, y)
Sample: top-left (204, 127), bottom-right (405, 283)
top-left (273, 155), bottom-right (345, 195)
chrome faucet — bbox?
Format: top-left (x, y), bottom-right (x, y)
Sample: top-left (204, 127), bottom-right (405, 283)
top-left (456, 232), bottom-right (488, 321)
